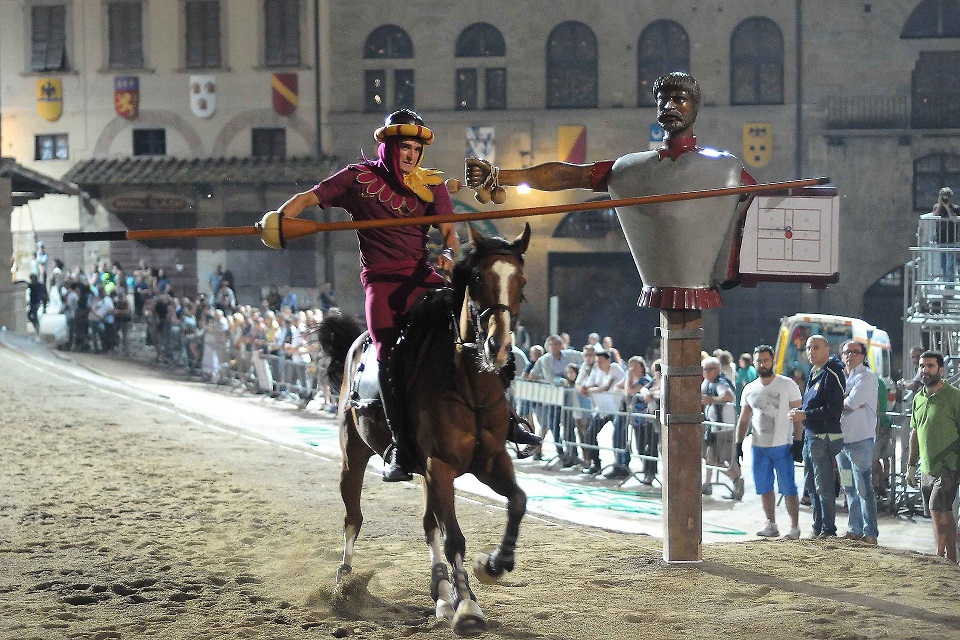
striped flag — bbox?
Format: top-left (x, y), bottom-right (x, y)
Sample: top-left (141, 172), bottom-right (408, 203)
top-left (272, 73), bottom-right (298, 116)
top-left (558, 125), bottom-right (586, 163)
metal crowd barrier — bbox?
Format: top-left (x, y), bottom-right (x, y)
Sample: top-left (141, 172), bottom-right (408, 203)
top-left (510, 379), bottom-right (916, 508)
top-left (512, 379), bottom-right (680, 487)
top-left (112, 321), bottom-right (331, 410)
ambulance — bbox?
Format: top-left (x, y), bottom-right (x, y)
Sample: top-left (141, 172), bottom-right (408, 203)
top-left (774, 313), bottom-right (892, 383)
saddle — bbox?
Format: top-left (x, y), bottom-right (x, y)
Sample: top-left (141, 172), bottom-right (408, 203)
top-left (348, 334), bottom-right (382, 415)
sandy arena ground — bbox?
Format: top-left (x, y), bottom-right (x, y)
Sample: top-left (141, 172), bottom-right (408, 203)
top-left (1, 337), bottom-right (959, 640)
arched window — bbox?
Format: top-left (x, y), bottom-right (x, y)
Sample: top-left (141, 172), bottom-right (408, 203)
top-left (553, 202), bottom-right (618, 238)
top-left (914, 152), bottom-right (960, 211)
top-left (455, 23), bottom-right (506, 110)
top-left (455, 22), bottom-right (505, 57)
top-left (363, 24), bottom-right (413, 58)
top-left (363, 25), bottom-right (414, 113)
top-left (637, 20), bottom-right (689, 107)
top-left (730, 17), bottom-right (784, 105)
top-left (902, 0), bottom-right (960, 38)
top-left (546, 21), bottom-right (597, 109)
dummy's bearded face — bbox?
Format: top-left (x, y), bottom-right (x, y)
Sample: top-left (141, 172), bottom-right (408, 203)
top-left (397, 138), bottom-right (423, 175)
top-left (656, 88), bottom-right (697, 135)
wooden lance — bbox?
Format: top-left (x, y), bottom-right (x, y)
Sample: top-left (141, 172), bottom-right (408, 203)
top-left (63, 177), bottom-right (830, 246)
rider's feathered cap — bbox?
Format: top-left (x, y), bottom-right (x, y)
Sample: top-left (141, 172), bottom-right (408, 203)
top-left (374, 109), bottom-right (434, 145)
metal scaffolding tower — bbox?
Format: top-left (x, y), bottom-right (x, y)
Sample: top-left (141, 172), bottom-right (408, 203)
top-left (903, 214), bottom-right (960, 378)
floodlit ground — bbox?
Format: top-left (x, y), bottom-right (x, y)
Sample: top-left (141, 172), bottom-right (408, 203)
top-left (1, 333), bottom-right (958, 639)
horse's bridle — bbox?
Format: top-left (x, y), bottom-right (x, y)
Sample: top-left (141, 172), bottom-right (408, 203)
top-left (462, 253), bottom-right (522, 369)
top-left (473, 303), bottom-right (518, 332)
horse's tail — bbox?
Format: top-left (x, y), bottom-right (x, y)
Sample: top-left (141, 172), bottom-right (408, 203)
top-left (313, 315), bottom-right (365, 390)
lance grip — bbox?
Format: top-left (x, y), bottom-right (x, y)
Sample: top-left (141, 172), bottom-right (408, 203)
top-left (63, 231), bottom-right (128, 242)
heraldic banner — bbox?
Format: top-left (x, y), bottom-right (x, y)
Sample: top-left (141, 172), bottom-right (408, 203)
top-left (190, 75), bottom-right (216, 118)
top-left (114, 76), bottom-right (139, 120)
top-left (558, 125), bottom-right (586, 163)
top-left (272, 73), bottom-right (298, 116)
top-left (37, 78), bottom-right (63, 122)
top-left (466, 127), bottom-right (495, 164)
top-left (743, 122), bottom-right (773, 168)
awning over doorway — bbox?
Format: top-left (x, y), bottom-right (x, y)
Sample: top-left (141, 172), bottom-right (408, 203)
top-left (0, 157), bottom-right (98, 211)
top-left (63, 155), bottom-right (339, 190)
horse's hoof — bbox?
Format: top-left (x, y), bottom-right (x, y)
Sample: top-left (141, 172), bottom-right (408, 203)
top-left (336, 564), bottom-right (352, 584)
top-left (452, 599), bottom-right (486, 636)
top-left (435, 598), bottom-right (455, 621)
top-left (471, 548), bottom-right (500, 585)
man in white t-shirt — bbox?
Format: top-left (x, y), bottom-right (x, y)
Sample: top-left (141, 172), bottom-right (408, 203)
top-left (581, 350), bottom-right (626, 475)
top-left (736, 344), bottom-right (804, 539)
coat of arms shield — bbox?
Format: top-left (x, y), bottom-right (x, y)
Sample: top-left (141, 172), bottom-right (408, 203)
top-left (190, 75), bottom-right (216, 118)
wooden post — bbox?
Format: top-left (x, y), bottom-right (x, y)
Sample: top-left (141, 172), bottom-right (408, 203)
top-left (659, 310), bottom-right (704, 563)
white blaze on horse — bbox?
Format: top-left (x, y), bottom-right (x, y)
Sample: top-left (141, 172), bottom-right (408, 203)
top-left (315, 224), bottom-right (531, 636)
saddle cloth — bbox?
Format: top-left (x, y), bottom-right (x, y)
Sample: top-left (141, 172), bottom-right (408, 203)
top-left (349, 334), bottom-right (382, 414)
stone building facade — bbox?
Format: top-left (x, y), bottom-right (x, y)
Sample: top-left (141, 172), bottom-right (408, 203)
top-left (2, 0), bottom-right (958, 360)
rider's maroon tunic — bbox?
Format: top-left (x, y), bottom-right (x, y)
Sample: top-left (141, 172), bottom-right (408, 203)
top-left (311, 161), bottom-right (453, 361)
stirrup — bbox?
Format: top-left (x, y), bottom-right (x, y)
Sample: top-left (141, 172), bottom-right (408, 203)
top-left (515, 443), bottom-right (541, 460)
top-left (383, 462), bottom-right (413, 483)
top-left (382, 444), bottom-right (413, 483)
top-left (509, 413), bottom-right (542, 460)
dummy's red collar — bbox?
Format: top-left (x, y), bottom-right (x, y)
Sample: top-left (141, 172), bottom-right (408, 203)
top-left (657, 135), bottom-right (699, 161)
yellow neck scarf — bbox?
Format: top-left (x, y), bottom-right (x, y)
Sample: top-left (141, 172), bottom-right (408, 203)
top-left (403, 167), bottom-right (444, 203)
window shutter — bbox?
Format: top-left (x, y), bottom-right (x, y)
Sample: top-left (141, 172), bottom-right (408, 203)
top-left (31, 6), bottom-right (50, 72)
top-left (204, 2), bottom-right (221, 67)
top-left (108, 4), bottom-right (124, 67)
top-left (110, 2), bottom-right (143, 69)
top-left (282, 0), bottom-right (300, 66)
top-left (264, 1), bottom-right (281, 65)
top-left (186, 2), bottom-right (203, 68)
top-left (128, 3), bottom-right (144, 68)
top-left (46, 5), bottom-right (66, 70)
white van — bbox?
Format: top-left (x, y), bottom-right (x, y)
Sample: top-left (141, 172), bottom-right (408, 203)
top-left (774, 313), bottom-right (892, 384)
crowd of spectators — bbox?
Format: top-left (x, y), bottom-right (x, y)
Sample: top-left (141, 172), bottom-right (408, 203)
top-left (514, 336), bottom-right (772, 493)
top-left (516, 333), bottom-right (667, 482)
top-left (33, 255), bottom-right (340, 411)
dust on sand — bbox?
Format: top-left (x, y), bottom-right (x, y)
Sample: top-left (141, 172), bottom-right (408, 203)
top-left (1, 345), bottom-right (958, 640)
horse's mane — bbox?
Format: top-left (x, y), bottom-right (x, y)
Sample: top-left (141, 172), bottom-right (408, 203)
top-left (394, 234), bottom-right (523, 394)
top-left (392, 287), bottom-right (458, 395)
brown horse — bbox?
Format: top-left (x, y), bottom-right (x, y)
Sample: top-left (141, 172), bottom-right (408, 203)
top-left (316, 224), bottom-right (531, 636)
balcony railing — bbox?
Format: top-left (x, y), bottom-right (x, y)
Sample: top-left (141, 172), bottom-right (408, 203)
top-left (826, 96), bottom-right (909, 130)
top-left (826, 95), bottom-right (960, 130)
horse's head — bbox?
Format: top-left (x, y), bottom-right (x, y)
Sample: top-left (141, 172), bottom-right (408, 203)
top-left (462, 223), bottom-right (531, 371)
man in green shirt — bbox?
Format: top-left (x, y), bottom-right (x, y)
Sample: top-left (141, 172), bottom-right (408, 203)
top-left (907, 350), bottom-right (960, 563)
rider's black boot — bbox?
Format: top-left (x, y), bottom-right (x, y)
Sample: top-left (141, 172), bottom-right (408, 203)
top-left (507, 411), bottom-right (542, 459)
top-left (380, 368), bottom-right (413, 482)
top-left (382, 442), bottom-right (413, 482)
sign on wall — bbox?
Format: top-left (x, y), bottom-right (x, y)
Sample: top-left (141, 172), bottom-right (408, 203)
top-left (114, 76), bottom-right (139, 120)
top-left (466, 126), bottom-right (495, 164)
top-left (37, 79), bottom-right (63, 122)
top-left (190, 75), bottom-right (216, 118)
top-left (743, 122), bottom-right (773, 168)
top-left (272, 73), bottom-right (298, 116)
